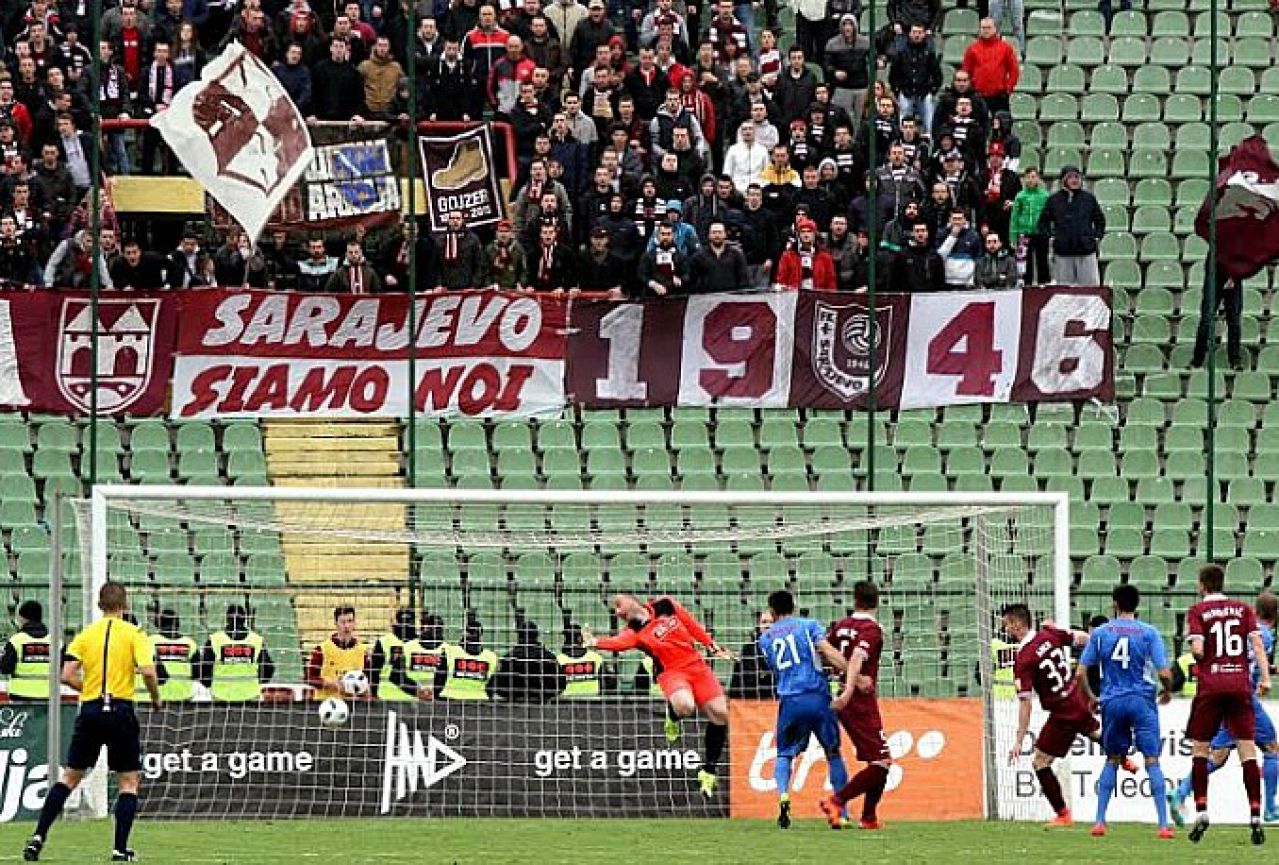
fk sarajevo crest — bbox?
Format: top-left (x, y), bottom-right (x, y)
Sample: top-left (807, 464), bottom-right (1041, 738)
top-left (56, 298), bottom-right (162, 414)
top-left (811, 301), bottom-right (893, 401)
top-left (151, 42), bottom-right (312, 244)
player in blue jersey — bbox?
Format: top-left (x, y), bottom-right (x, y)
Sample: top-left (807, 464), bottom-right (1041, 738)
top-left (1169, 591), bottom-right (1279, 826)
top-left (759, 590), bottom-right (850, 830)
top-left (1077, 584), bottom-right (1175, 839)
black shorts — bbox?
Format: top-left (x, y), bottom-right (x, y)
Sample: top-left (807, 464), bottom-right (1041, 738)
top-left (66, 700), bottom-right (142, 773)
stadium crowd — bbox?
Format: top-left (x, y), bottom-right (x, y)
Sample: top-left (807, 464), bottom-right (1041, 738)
top-left (0, 0), bottom-right (1112, 295)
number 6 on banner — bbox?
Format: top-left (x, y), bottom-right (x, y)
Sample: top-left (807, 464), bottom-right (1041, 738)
top-left (1031, 294), bottom-right (1110, 395)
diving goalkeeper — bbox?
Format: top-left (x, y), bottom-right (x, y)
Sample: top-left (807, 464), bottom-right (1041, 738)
top-left (583, 594), bottom-right (735, 798)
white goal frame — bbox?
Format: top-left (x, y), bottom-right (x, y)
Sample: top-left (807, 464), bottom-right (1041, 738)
top-left (82, 485), bottom-right (1070, 822)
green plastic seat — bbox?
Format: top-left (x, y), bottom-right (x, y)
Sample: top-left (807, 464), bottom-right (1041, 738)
top-left (174, 421), bottom-right (216, 453)
top-left (1177, 179), bottom-right (1211, 207)
top-left (1110, 9), bottom-right (1146, 34)
top-left (1175, 124), bottom-right (1210, 152)
top-left (1046, 121), bottom-right (1086, 148)
top-left (1131, 124), bottom-right (1172, 154)
top-left (1026, 36), bottom-right (1064, 67)
top-left (1139, 232), bottom-right (1180, 263)
top-left (1220, 67), bottom-right (1258, 98)
top-left (1043, 147), bottom-right (1083, 178)
top-left (1081, 93), bottom-right (1120, 123)
top-left (1163, 94), bottom-right (1202, 123)
top-left (1151, 10), bottom-right (1190, 37)
top-left (1065, 34), bottom-right (1105, 66)
top-left (1046, 63), bottom-right (1085, 94)
top-left (801, 417), bottom-right (843, 449)
top-left (1234, 37), bottom-right (1272, 69)
top-left (1121, 93), bottom-right (1161, 123)
top-left (1109, 36), bottom-right (1148, 66)
top-left (1129, 314), bottom-right (1171, 344)
top-left (1092, 178), bottom-right (1131, 206)
top-left (536, 419), bottom-right (577, 451)
top-left (580, 420), bottom-right (621, 452)
top-left (1099, 231), bottom-right (1137, 261)
top-left (1237, 11), bottom-right (1274, 38)
top-left (1153, 37), bottom-right (1191, 67)
top-left (1248, 95), bottom-right (1279, 125)
top-left (1144, 262), bottom-right (1184, 290)
top-left (1088, 64), bottom-right (1128, 94)
top-left (1090, 122), bottom-right (1128, 151)
top-left (1085, 148), bottom-right (1125, 178)
top-left (1038, 93), bottom-right (1078, 122)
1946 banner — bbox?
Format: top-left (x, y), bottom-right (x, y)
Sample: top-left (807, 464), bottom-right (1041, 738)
top-left (566, 287), bottom-right (1113, 410)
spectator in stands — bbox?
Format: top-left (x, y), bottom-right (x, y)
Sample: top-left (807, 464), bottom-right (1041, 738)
top-left (960, 18), bottom-right (1018, 115)
top-left (212, 227), bottom-right (268, 287)
top-left (1037, 164), bottom-right (1104, 286)
top-left (489, 34), bottom-right (535, 115)
top-left (728, 609), bottom-right (775, 699)
top-left (222, 5), bottom-right (278, 62)
top-left (87, 42), bottom-right (131, 175)
top-left (481, 218), bottom-right (529, 289)
top-left (166, 229), bottom-right (209, 289)
top-left (310, 38), bottom-right (366, 122)
top-left (426, 37), bottom-right (480, 121)
top-left (296, 235), bottom-right (339, 292)
top-left (874, 142), bottom-right (926, 228)
top-left (974, 229), bottom-right (1018, 289)
top-left (637, 221), bottom-right (687, 295)
top-left (569, 0), bottom-right (615, 83)
top-left (0, 215), bottom-right (40, 287)
top-left (773, 47), bottom-right (816, 128)
top-left (888, 0), bottom-right (941, 36)
top-left (824, 16), bottom-right (871, 122)
top-left (306, 605), bottom-right (371, 701)
top-left (110, 237), bottom-right (169, 290)
top-left (1009, 166), bottom-right (1049, 285)
top-left (890, 23), bottom-right (942, 134)
top-left (137, 40), bottom-right (176, 175)
top-left (380, 218), bottom-right (441, 291)
top-left (273, 42), bottom-right (313, 115)
top-left (489, 619), bottom-right (566, 703)
top-left (774, 216), bottom-right (835, 291)
top-left (172, 22), bottom-right (206, 92)
top-left (526, 219), bottom-right (577, 292)
top-left (936, 208), bottom-right (981, 289)
top-left (989, 0), bottom-right (1025, 56)
top-left (358, 36), bottom-right (404, 119)
top-left (791, 0), bottom-right (828, 65)
top-left (933, 68), bottom-right (988, 141)
top-left (722, 122), bottom-right (767, 194)
top-left (54, 114), bottom-right (92, 200)
top-left (435, 210), bottom-right (485, 290)
top-left (1191, 267), bottom-right (1244, 371)
top-left (577, 225), bottom-right (628, 295)
top-left (891, 220), bottom-right (945, 292)
top-left (463, 4), bottom-right (509, 88)
top-left (0, 80), bottom-right (33, 153)
top-left (686, 219), bottom-right (748, 293)
top-left (324, 239), bottom-right (383, 293)
top-left (103, 1), bottom-right (152, 64)
top-left (43, 229), bottom-right (113, 289)
top-left (978, 142), bottom-right (1020, 243)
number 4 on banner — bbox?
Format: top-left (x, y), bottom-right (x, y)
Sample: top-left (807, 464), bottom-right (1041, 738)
top-left (926, 302), bottom-right (1003, 397)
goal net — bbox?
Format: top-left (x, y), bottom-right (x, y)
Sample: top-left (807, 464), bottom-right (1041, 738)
top-left (70, 487), bottom-right (1067, 821)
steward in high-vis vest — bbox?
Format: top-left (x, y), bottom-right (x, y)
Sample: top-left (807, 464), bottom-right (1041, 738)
top-left (370, 608), bottom-right (428, 701)
top-left (490, 618), bottom-right (565, 703)
top-left (198, 605), bottom-right (275, 702)
top-left (991, 637), bottom-right (1017, 699)
top-left (306, 604), bottom-right (369, 700)
top-left (404, 613), bottom-right (448, 699)
top-left (138, 609), bottom-right (198, 703)
top-left (1, 600), bottom-right (52, 700)
top-left (440, 619), bottom-right (498, 701)
top-left (1171, 651), bottom-right (1198, 697)
top-left (557, 624), bottom-right (609, 699)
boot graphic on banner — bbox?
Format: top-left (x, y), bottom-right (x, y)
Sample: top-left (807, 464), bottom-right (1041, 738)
top-left (433, 139), bottom-right (486, 191)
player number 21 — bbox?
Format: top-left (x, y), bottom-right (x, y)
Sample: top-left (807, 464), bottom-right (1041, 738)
top-left (771, 634), bottom-right (801, 671)
top-left (1209, 619), bottom-right (1244, 658)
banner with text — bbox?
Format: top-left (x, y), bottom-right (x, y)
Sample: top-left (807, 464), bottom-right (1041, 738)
top-left (728, 698), bottom-right (984, 821)
top-left (420, 127), bottom-right (504, 233)
top-left (0, 705), bottom-right (77, 823)
top-left (170, 289), bottom-right (567, 418)
top-left (568, 287), bottom-right (1113, 411)
top-left (138, 702), bottom-right (724, 819)
top-left (211, 134), bottom-right (402, 232)
top-left (0, 292), bottom-right (176, 416)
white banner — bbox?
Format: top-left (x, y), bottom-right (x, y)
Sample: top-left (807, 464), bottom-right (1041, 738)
top-left (676, 293), bottom-right (796, 408)
top-left (998, 699), bottom-right (1267, 824)
top-left (152, 42), bottom-right (313, 244)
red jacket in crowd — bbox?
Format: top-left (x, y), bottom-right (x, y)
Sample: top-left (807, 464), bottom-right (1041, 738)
top-left (961, 35), bottom-right (1019, 98)
top-left (774, 246), bottom-right (837, 291)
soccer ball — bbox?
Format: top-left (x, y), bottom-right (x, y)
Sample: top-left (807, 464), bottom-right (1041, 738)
top-left (340, 669), bottom-right (370, 697)
top-left (318, 697), bottom-right (349, 728)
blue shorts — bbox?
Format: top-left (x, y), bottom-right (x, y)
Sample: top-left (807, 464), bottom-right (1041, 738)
top-left (776, 691), bottom-right (842, 759)
top-left (1210, 696), bottom-right (1277, 749)
top-left (1101, 694), bottom-right (1161, 757)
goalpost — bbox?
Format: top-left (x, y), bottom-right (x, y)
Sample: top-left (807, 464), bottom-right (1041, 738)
top-left (70, 486), bottom-right (1069, 821)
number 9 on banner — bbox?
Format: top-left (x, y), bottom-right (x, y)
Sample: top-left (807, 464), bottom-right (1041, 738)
top-left (678, 295), bottom-right (795, 407)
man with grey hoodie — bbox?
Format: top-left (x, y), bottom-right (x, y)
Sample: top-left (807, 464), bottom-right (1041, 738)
top-left (824, 15), bottom-right (871, 121)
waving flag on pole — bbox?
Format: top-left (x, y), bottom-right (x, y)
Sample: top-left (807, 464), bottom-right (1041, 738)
top-left (151, 42), bottom-right (312, 245)
top-left (1195, 134), bottom-right (1279, 281)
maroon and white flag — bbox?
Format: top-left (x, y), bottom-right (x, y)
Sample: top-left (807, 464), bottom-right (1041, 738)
top-left (1196, 134), bottom-right (1279, 281)
top-left (151, 42), bottom-right (312, 244)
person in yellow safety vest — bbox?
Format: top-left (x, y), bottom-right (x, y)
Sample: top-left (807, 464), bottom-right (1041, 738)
top-left (371, 608), bottom-right (429, 701)
top-left (1, 600), bottom-right (53, 701)
top-left (197, 605), bottom-right (275, 702)
top-left (306, 604), bottom-right (370, 700)
top-left (404, 613), bottom-right (448, 700)
top-left (440, 617), bottom-right (498, 701)
top-left (137, 609), bottom-right (198, 703)
top-left (557, 624), bottom-right (615, 699)
top-left (491, 617), bottom-right (565, 702)
top-left (1171, 650), bottom-right (1198, 697)
top-left (991, 636), bottom-right (1018, 699)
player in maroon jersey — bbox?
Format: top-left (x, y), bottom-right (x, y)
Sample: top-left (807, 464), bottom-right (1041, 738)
top-left (1184, 564), bottom-right (1272, 846)
top-left (582, 594), bottom-right (735, 798)
top-left (819, 580), bottom-right (890, 831)
top-left (1002, 602), bottom-right (1132, 828)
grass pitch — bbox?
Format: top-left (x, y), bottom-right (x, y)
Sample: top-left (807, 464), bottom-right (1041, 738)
top-left (0, 817), bottom-right (1271, 864)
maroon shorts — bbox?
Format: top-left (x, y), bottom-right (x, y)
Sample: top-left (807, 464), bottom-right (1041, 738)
top-left (658, 665), bottom-right (724, 706)
top-left (837, 698), bottom-right (891, 763)
top-left (1187, 690), bottom-right (1256, 743)
top-left (1036, 703), bottom-right (1100, 759)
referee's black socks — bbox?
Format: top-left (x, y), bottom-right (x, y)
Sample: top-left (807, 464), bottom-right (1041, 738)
top-left (114, 793), bottom-right (138, 853)
top-left (704, 723), bottom-right (728, 774)
top-left (34, 782), bottom-right (72, 838)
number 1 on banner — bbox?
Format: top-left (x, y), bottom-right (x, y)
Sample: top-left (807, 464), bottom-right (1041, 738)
top-left (595, 304), bottom-right (647, 401)
top-left (926, 302), bottom-right (1003, 397)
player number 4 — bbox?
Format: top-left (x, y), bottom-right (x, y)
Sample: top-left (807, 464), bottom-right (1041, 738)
top-left (1110, 636), bottom-right (1129, 670)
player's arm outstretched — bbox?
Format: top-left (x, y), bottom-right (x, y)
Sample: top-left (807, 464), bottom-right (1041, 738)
top-left (670, 598), bottom-right (736, 661)
top-left (1008, 691), bottom-right (1034, 765)
top-left (581, 625), bottom-right (639, 654)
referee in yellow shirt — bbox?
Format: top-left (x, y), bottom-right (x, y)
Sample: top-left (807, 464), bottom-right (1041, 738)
top-left (24, 583), bottom-right (162, 863)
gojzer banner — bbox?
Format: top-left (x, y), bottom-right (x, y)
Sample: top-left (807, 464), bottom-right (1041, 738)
top-left (567, 287), bottom-right (1113, 410)
top-left (420, 126), bottom-right (504, 233)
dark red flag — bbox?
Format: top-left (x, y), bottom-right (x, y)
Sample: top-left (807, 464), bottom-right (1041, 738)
top-left (1195, 135), bottom-right (1279, 280)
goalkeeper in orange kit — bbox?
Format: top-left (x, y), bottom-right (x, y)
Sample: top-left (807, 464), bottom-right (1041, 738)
top-left (583, 594), bottom-right (735, 798)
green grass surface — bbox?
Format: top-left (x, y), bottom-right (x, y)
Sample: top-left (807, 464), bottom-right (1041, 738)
top-left (0, 818), bottom-right (1273, 864)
